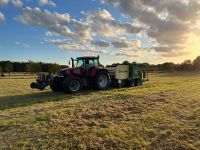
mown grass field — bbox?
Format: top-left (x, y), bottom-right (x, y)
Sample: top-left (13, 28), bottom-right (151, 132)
top-left (0, 72), bottom-right (200, 149)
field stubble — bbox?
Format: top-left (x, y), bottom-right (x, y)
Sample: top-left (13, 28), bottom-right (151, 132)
top-left (0, 72), bottom-right (200, 149)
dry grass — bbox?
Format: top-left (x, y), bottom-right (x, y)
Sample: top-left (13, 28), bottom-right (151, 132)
top-left (0, 72), bottom-right (200, 149)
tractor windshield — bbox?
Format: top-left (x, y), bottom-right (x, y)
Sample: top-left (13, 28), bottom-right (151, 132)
top-left (76, 59), bottom-right (84, 68)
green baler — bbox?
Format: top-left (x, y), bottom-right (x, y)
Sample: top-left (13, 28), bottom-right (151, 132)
top-left (106, 64), bottom-right (148, 87)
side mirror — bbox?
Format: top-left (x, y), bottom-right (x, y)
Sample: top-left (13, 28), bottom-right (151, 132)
top-left (68, 61), bottom-right (70, 66)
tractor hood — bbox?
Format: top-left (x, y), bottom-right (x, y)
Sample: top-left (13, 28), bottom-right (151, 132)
top-left (58, 68), bottom-right (82, 77)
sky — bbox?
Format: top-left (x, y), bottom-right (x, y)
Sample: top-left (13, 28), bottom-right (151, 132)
top-left (0, 0), bottom-right (200, 65)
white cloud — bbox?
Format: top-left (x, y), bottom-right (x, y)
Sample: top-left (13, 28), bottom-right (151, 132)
top-left (111, 37), bottom-right (141, 49)
top-left (52, 40), bottom-right (108, 54)
top-left (12, 0), bottom-right (23, 8)
top-left (0, 11), bottom-right (5, 22)
top-left (102, 0), bottom-right (200, 57)
top-left (15, 41), bottom-right (31, 47)
top-left (17, 7), bottom-right (77, 39)
top-left (85, 9), bottom-right (142, 37)
top-left (92, 40), bottom-right (110, 47)
top-left (39, 0), bottom-right (56, 7)
top-left (113, 50), bottom-right (138, 58)
top-left (0, 0), bottom-right (9, 6)
top-left (18, 4), bottom-right (197, 58)
top-left (17, 7), bottom-right (144, 54)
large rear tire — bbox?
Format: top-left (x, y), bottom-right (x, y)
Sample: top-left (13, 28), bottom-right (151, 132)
top-left (63, 76), bottom-right (82, 94)
top-left (94, 71), bottom-right (110, 90)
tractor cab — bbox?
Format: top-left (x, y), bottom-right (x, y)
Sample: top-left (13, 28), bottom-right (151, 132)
top-left (71, 56), bottom-right (100, 69)
top-left (68, 56), bottom-right (102, 78)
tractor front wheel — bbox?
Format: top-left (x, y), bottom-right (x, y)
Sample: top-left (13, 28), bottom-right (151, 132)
top-left (50, 77), bottom-right (62, 92)
top-left (63, 76), bottom-right (82, 94)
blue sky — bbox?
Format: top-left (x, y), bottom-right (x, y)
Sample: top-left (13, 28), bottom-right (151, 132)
top-left (0, 0), bottom-right (200, 65)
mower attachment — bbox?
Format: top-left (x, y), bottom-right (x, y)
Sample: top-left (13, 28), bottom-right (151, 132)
top-left (31, 72), bottom-right (51, 90)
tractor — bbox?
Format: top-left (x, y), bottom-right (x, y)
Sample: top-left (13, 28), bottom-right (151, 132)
top-left (50, 56), bottom-right (110, 93)
top-left (31, 56), bottom-right (148, 93)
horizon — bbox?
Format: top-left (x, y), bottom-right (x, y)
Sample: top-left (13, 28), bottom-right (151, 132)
top-left (0, 54), bottom-right (200, 66)
top-left (1, 0), bottom-right (200, 65)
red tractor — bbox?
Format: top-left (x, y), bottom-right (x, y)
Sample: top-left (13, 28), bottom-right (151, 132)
top-left (49, 56), bottom-right (111, 93)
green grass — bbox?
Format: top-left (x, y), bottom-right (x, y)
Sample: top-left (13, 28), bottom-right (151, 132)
top-left (0, 72), bottom-right (200, 149)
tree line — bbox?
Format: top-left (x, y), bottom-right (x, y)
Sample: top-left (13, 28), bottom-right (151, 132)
top-left (108, 56), bottom-right (200, 72)
top-left (1, 56), bottom-right (200, 75)
top-left (0, 61), bottom-right (68, 76)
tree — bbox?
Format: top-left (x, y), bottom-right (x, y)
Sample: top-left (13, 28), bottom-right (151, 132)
top-left (178, 60), bottom-right (193, 71)
top-left (48, 64), bottom-right (60, 74)
top-left (25, 63), bottom-right (32, 72)
top-left (0, 66), bottom-right (2, 73)
top-left (0, 66), bottom-right (5, 77)
top-left (193, 56), bottom-right (200, 70)
top-left (5, 62), bottom-right (13, 76)
top-left (122, 60), bottom-right (130, 65)
top-left (162, 62), bottom-right (175, 72)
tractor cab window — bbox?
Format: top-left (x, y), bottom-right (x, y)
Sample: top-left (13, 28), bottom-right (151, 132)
top-left (85, 59), bottom-right (95, 69)
top-left (76, 59), bottom-right (84, 68)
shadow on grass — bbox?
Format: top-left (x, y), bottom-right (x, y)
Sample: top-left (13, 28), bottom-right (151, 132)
top-left (0, 90), bottom-right (96, 111)
top-left (0, 88), bottom-right (118, 111)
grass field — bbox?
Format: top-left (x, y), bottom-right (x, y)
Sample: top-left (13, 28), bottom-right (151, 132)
top-left (0, 72), bottom-right (200, 149)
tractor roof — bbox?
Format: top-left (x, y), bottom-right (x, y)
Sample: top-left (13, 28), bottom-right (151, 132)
top-left (76, 56), bottom-right (99, 60)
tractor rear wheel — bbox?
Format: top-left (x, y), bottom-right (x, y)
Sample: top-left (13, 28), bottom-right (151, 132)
top-left (94, 71), bottom-right (110, 90)
top-left (63, 76), bottom-right (82, 94)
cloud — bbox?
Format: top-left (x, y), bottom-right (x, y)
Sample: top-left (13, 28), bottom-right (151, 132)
top-left (17, 7), bottom-right (92, 40)
top-left (160, 51), bottom-right (190, 58)
top-left (17, 7), bottom-right (144, 54)
top-left (17, 7), bottom-right (78, 39)
top-left (0, 11), bottom-right (5, 22)
top-left (15, 41), bottom-right (31, 47)
top-left (102, 0), bottom-right (200, 57)
top-left (111, 37), bottom-right (141, 48)
top-left (0, 0), bottom-right (9, 6)
top-left (110, 37), bottom-right (146, 58)
top-left (12, 0), bottom-right (23, 8)
top-left (39, 0), bottom-right (56, 7)
top-left (112, 49), bottom-right (138, 58)
top-left (85, 9), bottom-right (142, 37)
top-left (46, 38), bottom-right (108, 54)
top-left (92, 40), bottom-right (110, 47)
top-left (51, 40), bottom-right (107, 54)
top-left (0, 0), bottom-right (23, 8)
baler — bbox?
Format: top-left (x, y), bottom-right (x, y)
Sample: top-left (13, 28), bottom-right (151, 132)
top-left (106, 64), bottom-right (147, 87)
